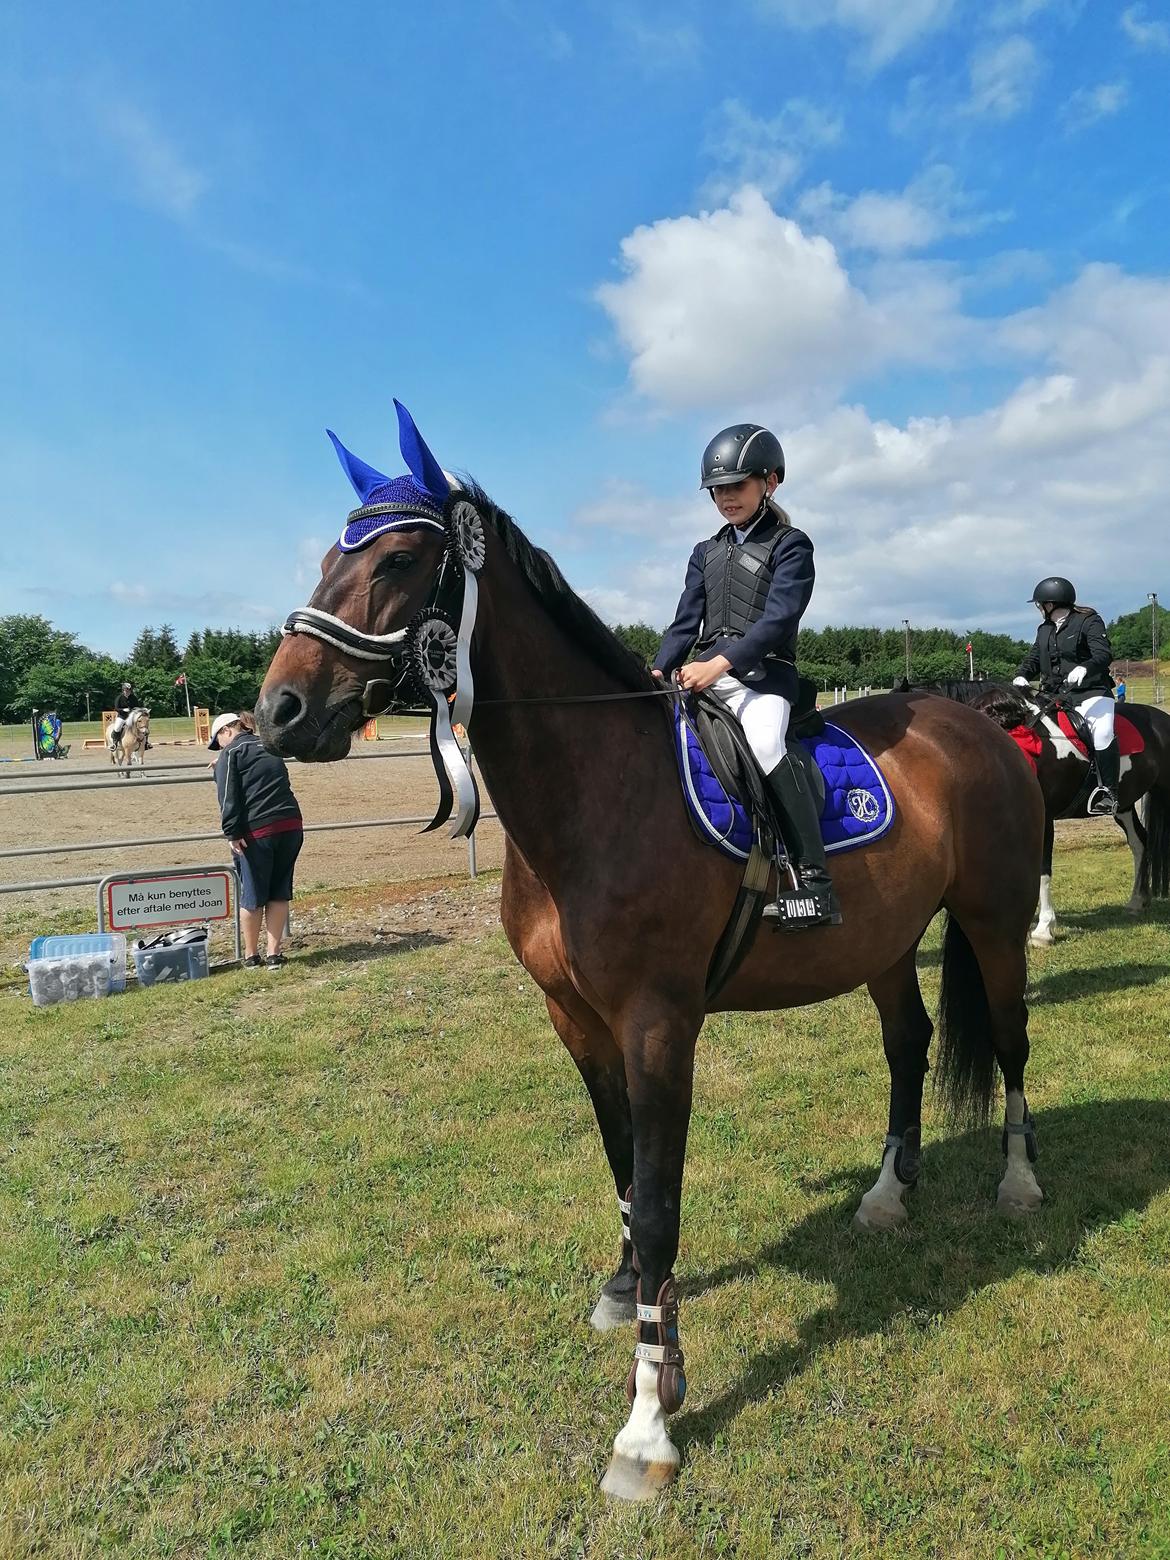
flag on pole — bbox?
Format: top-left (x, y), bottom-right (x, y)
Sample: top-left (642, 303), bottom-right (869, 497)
top-left (965, 642), bottom-right (972, 654)
top-left (174, 673), bottom-right (187, 686)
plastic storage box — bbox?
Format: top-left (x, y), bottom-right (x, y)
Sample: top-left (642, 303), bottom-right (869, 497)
top-left (132, 940), bottom-right (210, 986)
top-left (28, 953), bottom-right (114, 1007)
top-left (27, 932), bottom-right (127, 998)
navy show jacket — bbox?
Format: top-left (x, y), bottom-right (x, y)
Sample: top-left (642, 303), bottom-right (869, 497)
top-left (653, 515), bottom-right (815, 701)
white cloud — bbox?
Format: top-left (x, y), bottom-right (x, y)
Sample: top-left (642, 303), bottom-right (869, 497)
top-left (797, 166), bottom-right (1006, 254)
top-left (594, 187), bottom-right (971, 416)
top-left (609, 7), bottom-right (701, 68)
top-left (1061, 79), bottom-right (1129, 133)
top-left (1121, 4), bottom-right (1170, 49)
top-left (756, 0), bottom-right (955, 68)
top-left (702, 98), bottom-right (842, 203)
top-left (965, 35), bottom-right (1041, 120)
top-left (94, 97), bottom-right (208, 219)
top-left (586, 246), bottom-right (1170, 633)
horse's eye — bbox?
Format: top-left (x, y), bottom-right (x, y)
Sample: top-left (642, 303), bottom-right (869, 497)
top-left (376, 554), bottom-right (416, 577)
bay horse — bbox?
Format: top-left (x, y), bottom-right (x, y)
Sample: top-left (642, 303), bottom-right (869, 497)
top-left (911, 681), bottom-right (1170, 946)
top-left (106, 708), bottom-right (150, 776)
top-left (256, 453), bottom-right (1045, 1500)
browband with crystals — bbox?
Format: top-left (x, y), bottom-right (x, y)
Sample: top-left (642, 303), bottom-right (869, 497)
top-left (339, 500), bottom-right (447, 553)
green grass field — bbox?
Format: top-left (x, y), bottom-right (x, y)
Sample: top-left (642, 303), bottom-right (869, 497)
top-left (2, 831), bottom-right (1169, 1558)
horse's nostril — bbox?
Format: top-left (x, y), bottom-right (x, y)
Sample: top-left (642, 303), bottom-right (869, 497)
top-left (273, 689), bottom-right (306, 728)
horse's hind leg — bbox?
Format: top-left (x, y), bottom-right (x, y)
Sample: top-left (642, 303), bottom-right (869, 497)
top-left (960, 919), bottom-right (1044, 1215)
top-left (1118, 808), bottom-right (1148, 915)
top-left (855, 943), bottom-right (932, 1232)
top-left (544, 995), bottom-right (637, 1330)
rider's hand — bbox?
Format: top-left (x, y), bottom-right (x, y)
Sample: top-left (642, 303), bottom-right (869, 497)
top-left (1012, 677), bottom-right (1030, 688)
top-left (677, 655), bottom-right (733, 694)
top-left (1066, 665), bottom-right (1087, 687)
top-left (651, 668), bottom-right (665, 681)
top-left (229, 837), bottom-right (247, 855)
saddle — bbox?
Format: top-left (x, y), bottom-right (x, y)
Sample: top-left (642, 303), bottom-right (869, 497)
top-left (688, 678), bottom-right (826, 860)
top-left (680, 679), bottom-right (893, 1000)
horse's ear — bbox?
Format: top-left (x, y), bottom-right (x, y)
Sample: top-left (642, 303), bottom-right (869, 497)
top-left (394, 399), bottom-right (451, 502)
top-left (326, 430), bottom-right (392, 503)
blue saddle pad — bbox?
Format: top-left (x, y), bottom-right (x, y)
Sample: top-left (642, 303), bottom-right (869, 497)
top-left (674, 708), bottom-right (895, 862)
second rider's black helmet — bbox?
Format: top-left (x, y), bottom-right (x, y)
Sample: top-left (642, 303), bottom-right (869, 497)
top-left (701, 424), bottom-right (785, 489)
top-left (1030, 576), bottom-right (1076, 607)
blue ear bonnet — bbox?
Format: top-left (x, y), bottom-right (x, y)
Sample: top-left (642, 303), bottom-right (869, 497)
top-left (329, 401), bottom-right (450, 554)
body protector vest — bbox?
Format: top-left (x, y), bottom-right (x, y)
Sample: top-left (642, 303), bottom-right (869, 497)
top-left (700, 536), bottom-right (774, 645)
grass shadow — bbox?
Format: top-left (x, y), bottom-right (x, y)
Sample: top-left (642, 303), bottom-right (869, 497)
top-left (289, 933), bottom-right (449, 967)
top-left (676, 1098), bottom-right (1170, 1453)
top-left (1027, 963), bottom-right (1169, 1005)
top-left (1056, 904), bottom-right (1170, 932)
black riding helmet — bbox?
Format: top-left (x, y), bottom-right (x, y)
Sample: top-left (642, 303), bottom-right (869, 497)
top-left (1030, 576), bottom-right (1076, 607)
top-left (701, 424), bottom-right (785, 489)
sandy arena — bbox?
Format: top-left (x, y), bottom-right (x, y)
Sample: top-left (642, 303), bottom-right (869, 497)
top-left (0, 738), bottom-right (504, 914)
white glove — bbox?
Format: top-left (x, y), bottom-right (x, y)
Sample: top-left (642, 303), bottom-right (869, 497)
top-left (1012, 676), bottom-right (1030, 688)
top-left (1066, 665), bottom-right (1087, 687)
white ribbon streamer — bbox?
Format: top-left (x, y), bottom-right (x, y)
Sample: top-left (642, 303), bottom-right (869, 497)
top-left (431, 689), bottom-right (480, 839)
top-left (450, 568), bottom-right (478, 732)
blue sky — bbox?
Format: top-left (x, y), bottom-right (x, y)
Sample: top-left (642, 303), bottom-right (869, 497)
top-left (2, 0), bottom-right (1168, 656)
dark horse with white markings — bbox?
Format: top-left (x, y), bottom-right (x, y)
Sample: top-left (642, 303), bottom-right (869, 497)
top-left (257, 447), bottom-right (1045, 1500)
top-left (909, 681), bottom-right (1170, 946)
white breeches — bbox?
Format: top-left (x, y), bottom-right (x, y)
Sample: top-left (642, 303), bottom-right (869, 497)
top-left (709, 674), bottom-right (791, 773)
top-left (1073, 694), bottom-right (1115, 751)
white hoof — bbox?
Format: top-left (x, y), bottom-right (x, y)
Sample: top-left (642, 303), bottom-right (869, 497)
top-left (601, 1449), bottom-right (679, 1502)
top-left (1029, 928), bottom-right (1054, 948)
top-left (852, 1194), bottom-right (909, 1233)
top-left (996, 1172), bottom-right (1043, 1216)
top-left (590, 1291), bottom-right (636, 1331)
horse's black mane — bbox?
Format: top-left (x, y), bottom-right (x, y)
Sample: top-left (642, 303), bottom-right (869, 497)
top-left (901, 677), bottom-right (1030, 730)
top-left (464, 479), bottom-right (655, 693)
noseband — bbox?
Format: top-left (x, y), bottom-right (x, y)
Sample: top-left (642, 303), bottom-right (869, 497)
top-left (280, 494), bottom-right (487, 838)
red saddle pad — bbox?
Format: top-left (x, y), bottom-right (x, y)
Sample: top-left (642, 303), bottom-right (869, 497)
top-left (1055, 709), bottom-right (1144, 758)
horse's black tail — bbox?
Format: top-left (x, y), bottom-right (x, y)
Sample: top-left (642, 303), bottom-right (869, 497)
top-left (1138, 788), bottom-right (1170, 900)
top-left (934, 914), bottom-right (998, 1124)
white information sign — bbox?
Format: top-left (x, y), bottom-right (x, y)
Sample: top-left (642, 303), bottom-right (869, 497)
top-left (104, 870), bottom-right (232, 929)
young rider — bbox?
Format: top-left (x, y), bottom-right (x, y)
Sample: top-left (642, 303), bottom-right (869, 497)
top-left (652, 424), bottom-right (840, 928)
top-left (1014, 576), bottom-right (1119, 815)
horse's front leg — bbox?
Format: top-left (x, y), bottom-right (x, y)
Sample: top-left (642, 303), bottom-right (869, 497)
top-left (1030, 812), bottom-right (1057, 946)
top-left (601, 1001), bottom-right (699, 1502)
top-left (543, 996), bottom-right (636, 1329)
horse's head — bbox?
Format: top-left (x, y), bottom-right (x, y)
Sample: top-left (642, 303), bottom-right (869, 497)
top-left (258, 401), bottom-right (474, 762)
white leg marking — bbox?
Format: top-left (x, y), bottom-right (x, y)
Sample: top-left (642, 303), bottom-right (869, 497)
top-left (1119, 811), bottom-right (1148, 913)
top-left (997, 1088), bottom-right (1043, 1215)
top-left (1031, 873), bottom-right (1056, 946)
top-left (853, 1144), bottom-right (911, 1232)
top-left (601, 1361), bottom-right (680, 1500)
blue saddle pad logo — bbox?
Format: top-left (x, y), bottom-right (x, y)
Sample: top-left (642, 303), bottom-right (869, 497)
top-left (674, 708), bottom-right (895, 862)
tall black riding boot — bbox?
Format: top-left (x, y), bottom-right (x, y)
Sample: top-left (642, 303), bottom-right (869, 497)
top-left (761, 755), bottom-right (843, 929)
top-left (1088, 739), bottom-right (1120, 816)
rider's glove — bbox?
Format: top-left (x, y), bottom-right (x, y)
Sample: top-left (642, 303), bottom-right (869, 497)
top-left (1065, 665), bottom-right (1087, 687)
top-left (1012, 676), bottom-right (1030, 688)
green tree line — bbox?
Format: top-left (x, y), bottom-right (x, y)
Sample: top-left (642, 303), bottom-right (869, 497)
top-left (0, 615), bottom-right (282, 721)
top-left (1, 603), bottom-right (1158, 722)
top-left (612, 607), bottom-right (1158, 688)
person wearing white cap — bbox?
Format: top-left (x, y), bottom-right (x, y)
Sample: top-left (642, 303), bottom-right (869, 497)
top-left (210, 713), bottom-right (303, 968)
